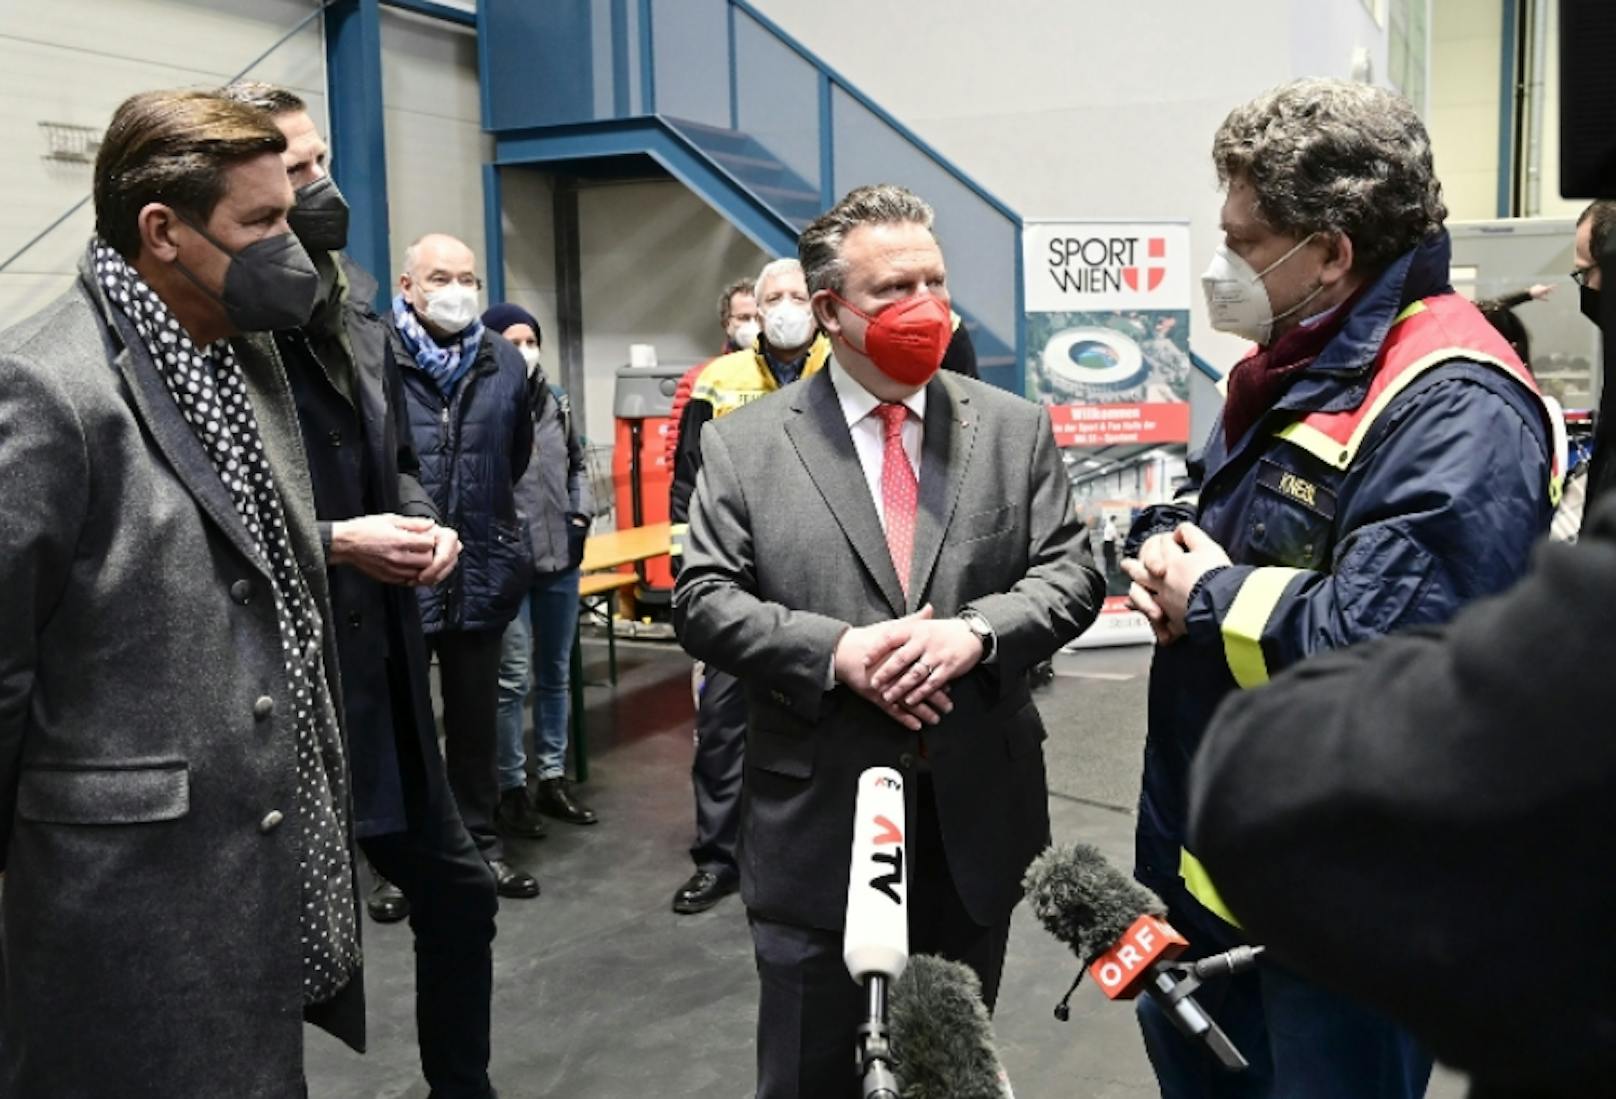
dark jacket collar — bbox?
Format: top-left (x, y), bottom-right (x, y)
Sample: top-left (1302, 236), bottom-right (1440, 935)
top-left (1294, 230), bottom-right (1453, 382)
top-left (1200, 232), bottom-right (1455, 479)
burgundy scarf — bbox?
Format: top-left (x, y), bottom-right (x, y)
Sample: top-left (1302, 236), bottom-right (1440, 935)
top-left (1221, 299), bottom-right (1359, 448)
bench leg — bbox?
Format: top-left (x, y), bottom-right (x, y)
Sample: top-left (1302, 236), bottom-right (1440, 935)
top-left (570, 611), bottom-right (589, 784)
top-left (607, 609), bottom-right (618, 686)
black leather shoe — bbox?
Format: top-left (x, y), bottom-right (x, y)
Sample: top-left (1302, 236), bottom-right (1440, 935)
top-left (489, 858), bottom-right (540, 899)
top-left (496, 786), bottom-right (548, 839)
top-left (671, 869), bottom-right (737, 914)
top-left (367, 879), bottom-right (410, 923)
top-left (532, 777), bottom-right (598, 825)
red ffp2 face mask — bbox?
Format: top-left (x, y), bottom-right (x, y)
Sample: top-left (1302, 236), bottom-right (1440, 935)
top-left (831, 292), bottom-right (952, 386)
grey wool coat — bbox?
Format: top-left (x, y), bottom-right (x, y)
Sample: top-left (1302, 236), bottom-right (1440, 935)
top-left (0, 253), bottom-right (365, 1098)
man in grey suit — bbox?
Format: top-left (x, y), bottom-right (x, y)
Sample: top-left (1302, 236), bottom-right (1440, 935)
top-left (0, 91), bottom-right (361, 1096)
top-left (674, 184), bottom-right (1104, 1098)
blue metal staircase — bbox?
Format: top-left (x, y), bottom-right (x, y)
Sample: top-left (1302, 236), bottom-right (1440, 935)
top-left (478, 0), bottom-right (1024, 392)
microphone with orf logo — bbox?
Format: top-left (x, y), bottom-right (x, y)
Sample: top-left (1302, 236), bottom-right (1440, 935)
top-left (1023, 843), bottom-right (1264, 1072)
top-left (844, 766), bottom-right (908, 1099)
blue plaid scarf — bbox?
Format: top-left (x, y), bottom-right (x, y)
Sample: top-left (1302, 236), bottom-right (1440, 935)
top-left (393, 293), bottom-right (484, 397)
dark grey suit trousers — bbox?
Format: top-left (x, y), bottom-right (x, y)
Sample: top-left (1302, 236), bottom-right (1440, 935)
top-left (748, 774), bottom-right (1011, 1099)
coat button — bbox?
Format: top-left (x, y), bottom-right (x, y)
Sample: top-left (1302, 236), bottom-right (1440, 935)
top-left (347, 611), bottom-right (362, 630)
top-left (898, 753), bottom-right (916, 770)
top-left (1253, 522), bottom-right (1267, 538)
top-left (328, 430), bottom-right (343, 447)
top-left (253, 696), bottom-right (275, 721)
top-left (259, 810), bottom-right (285, 834)
top-left (231, 579), bottom-right (254, 604)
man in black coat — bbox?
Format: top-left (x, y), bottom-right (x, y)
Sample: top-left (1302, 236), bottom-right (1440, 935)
top-left (222, 83), bottom-right (501, 1099)
top-left (1187, 500), bottom-right (1616, 1097)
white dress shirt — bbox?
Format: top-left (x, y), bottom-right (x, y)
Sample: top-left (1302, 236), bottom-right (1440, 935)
top-left (827, 355), bottom-right (925, 531)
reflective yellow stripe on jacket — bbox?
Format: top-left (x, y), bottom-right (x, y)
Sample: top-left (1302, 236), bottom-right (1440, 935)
top-left (1180, 848), bottom-right (1242, 927)
top-left (1219, 566), bottom-right (1304, 689)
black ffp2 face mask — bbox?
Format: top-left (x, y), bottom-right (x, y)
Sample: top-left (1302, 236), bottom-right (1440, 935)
top-left (173, 213), bottom-right (320, 334)
top-left (1582, 284), bottom-right (1602, 326)
top-left (288, 175), bottom-right (351, 254)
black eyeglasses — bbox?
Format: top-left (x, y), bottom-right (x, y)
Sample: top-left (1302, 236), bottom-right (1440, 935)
top-left (1572, 263), bottom-right (1600, 288)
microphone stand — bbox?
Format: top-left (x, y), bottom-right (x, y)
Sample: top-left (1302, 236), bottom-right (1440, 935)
top-left (1145, 960), bottom-right (1247, 1070)
top-left (1052, 944), bottom-right (1263, 1072)
top-left (857, 974), bottom-right (900, 1099)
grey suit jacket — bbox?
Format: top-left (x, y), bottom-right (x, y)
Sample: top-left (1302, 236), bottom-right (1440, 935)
top-left (674, 365), bottom-right (1103, 931)
top-left (0, 253), bottom-right (363, 1098)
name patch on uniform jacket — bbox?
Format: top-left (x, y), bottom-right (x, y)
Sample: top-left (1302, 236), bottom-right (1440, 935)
top-left (1256, 459), bottom-right (1336, 521)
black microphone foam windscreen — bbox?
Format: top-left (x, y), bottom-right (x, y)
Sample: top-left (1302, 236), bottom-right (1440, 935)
top-left (889, 955), bottom-right (1010, 1099)
top-left (1023, 843), bottom-right (1166, 962)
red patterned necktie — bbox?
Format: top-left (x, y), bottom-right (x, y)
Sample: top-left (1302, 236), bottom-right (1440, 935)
top-left (874, 402), bottom-right (917, 595)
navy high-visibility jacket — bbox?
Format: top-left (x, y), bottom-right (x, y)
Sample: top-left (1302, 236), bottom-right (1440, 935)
top-left (1128, 231), bottom-right (1557, 945)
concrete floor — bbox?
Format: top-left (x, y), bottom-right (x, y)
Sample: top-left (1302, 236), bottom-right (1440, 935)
top-left (305, 638), bottom-right (1470, 1098)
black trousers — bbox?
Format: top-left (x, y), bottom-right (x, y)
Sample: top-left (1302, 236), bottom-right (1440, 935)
top-left (361, 812), bottom-right (499, 1099)
top-left (430, 628), bottom-right (506, 861)
top-left (689, 666), bottom-right (748, 877)
top-left (748, 776), bottom-right (1012, 1099)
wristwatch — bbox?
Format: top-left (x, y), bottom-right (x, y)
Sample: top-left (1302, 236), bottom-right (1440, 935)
top-left (958, 608), bottom-right (997, 663)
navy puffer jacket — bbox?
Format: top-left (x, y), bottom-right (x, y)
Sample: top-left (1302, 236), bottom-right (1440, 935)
top-left (394, 325), bottom-right (534, 634)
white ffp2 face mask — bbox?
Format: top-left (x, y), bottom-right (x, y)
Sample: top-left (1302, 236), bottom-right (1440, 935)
top-left (518, 345), bottom-right (541, 375)
top-left (1201, 233), bottom-right (1323, 345)
top-left (422, 282), bottom-right (481, 335)
top-left (763, 302), bottom-right (816, 350)
top-left (730, 319), bottom-right (761, 351)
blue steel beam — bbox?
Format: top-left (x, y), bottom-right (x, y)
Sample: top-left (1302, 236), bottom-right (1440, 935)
top-left (381, 0), bottom-right (475, 27)
top-left (482, 164), bottom-right (506, 306)
top-left (495, 118), bottom-right (800, 258)
top-left (1497, 0), bottom-right (1519, 217)
top-left (638, 0), bottom-right (656, 115)
top-left (325, 0), bottom-right (392, 309)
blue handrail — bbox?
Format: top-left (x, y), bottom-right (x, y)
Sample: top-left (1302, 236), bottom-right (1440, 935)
top-left (726, 0), bottom-right (1019, 227)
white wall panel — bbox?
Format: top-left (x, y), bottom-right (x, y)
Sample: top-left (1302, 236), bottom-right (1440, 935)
top-left (379, 10), bottom-right (490, 290)
top-left (576, 180), bottom-right (769, 443)
top-left (0, 0), bottom-right (325, 323)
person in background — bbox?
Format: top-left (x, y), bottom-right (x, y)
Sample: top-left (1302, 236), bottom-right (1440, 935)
top-left (393, 233), bottom-right (541, 902)
top-left (664, 278), bottom-right (759, 469)
top-left (1573, 200), bottom-right (1616, 525)
top-left (1122, 79), bottom-right (1555, 1099)
top-left (665, 257), bottom-right (832, 916)
top-left (487, 302), bottom-right (601, 838)
top-left (1102, 513), bottom-right (1120, 582)
top-left (0, 89), bottom-right (356, 1097)
top-left (219, 81), bottom-right (502, 1099)
top-left (1475, 283), bottom-right (1551, 367)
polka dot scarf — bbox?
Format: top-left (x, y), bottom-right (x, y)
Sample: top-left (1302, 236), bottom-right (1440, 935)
top-left (93, 241), bottom-right (359, 1005)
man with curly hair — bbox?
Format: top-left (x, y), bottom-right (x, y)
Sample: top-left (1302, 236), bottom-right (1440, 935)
top-left (1121, 79), bottom-right (1559, 1098)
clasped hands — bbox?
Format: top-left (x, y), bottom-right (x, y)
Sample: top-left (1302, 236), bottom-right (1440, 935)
top-left (1120, 522), bottom-right (1231, 645)
top-left (832, 605), bottom-right (985, 732)
top-left (331, 513), bottom-right (462, 587)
